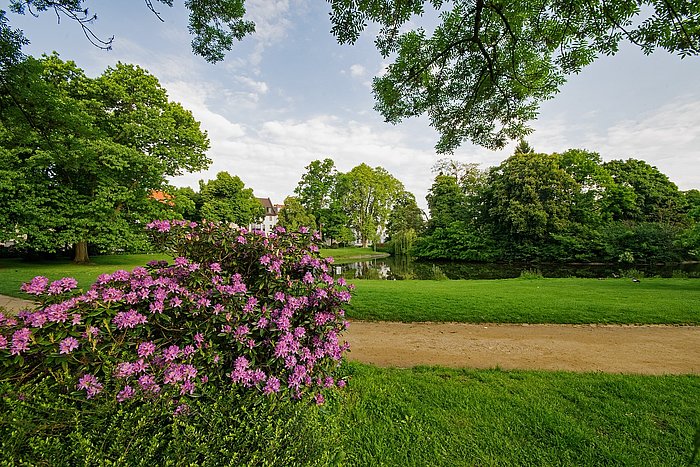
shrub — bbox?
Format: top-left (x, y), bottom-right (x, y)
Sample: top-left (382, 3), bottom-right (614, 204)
top-left (519, 268), bottom-right (544, 280)
top-left (0, 378), bottom-right (343, 466)
top-left (0, 221), bottom-right (351, 411)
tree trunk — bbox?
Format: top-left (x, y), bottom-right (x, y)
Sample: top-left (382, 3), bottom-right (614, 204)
top-left (361, 238), bottom-right (368, 248)
top-left (73, 241), bottom-right (90, 264)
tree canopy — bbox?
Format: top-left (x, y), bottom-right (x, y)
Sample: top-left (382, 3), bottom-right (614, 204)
top-left (5, 2), bottom-right (698, 151)
top-left (328, 0), bottom-right (700, 151)
top-left (0, 54), bottom-right (210, 262)
top-left (198, 171), bottom-right (263, 226)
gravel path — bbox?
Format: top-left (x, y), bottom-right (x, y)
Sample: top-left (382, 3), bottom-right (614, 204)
top-left (344, 321), bottom-right (700, 374)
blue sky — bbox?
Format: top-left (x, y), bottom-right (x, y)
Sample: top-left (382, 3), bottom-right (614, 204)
top-left (9, 1), bottom-right (700, 210)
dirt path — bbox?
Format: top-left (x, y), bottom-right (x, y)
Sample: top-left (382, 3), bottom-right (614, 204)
top-left (344, 321), bottom-right (700, 375)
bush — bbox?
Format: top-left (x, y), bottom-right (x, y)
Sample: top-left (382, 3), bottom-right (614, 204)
top-left (0, 221), bottom-right (351, 464)
top-left (0, 378), bottom-right (343, 466)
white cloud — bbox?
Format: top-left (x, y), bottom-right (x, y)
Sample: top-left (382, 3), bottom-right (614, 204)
top-left (236, 76), bottom-right (269, 95)
top-left (349, 64), bottom-right (366, 78)
top-left (170, 115), bottom-right (440, 210)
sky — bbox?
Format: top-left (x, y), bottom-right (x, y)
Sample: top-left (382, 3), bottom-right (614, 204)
top-left (8, 1), bottom-right (700, 211)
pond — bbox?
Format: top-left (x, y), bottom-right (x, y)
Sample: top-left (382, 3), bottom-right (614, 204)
top-left (333, 256), bottom-right (700, 280)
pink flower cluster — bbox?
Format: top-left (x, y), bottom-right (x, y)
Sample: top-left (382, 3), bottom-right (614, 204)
top-left (1, 220), bottom-right (351, 409)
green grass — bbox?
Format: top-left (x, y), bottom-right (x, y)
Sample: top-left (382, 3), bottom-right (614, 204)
top-left (0, 254), bottom-right (169, 297)
top-left (347, 278), bottom-right (700, 325)
top-left (328, 363), bottom-right (700, 466)
top-left (320, 247), bottom-right (389, 264)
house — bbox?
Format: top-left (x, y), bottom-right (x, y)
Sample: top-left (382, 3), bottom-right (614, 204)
top-left (248, 197), bottom-right (279, 234)
top-left (150, 190), bottom-right (175, 206)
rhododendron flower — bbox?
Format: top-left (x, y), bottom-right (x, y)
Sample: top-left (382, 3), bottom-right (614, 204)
top-left (112, 309), bottom-right (148, 329)
top-left (20, 276), bottom-right (49, 295)
top-left (117, 385), bottom-right (135, 402)
top-left (173, 403), bottom-right (190, 417)
top-left (10, 328), bottom-right (31, 355)
top-left (163, 345), bottom-right (181, 362)
top-left (59, 337), bottom-right (79, 354)
top-left (77, 374), bottom-right (103, 398)
top-left (303, 272), bottom-right (314, 284)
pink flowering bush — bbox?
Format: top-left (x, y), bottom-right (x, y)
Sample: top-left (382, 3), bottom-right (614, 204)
top-left (0, 221), bottom-right (351, 411)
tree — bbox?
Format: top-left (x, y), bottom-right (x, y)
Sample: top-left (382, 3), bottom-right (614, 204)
top-left (328, 0), bottom-right (700, 152)
top-left (425, 175), bottom-right (469, 232)
top-left (294, 158), bottom-right (337, 237)
top-left (8, 3), bottom-right (699, 152)
top-left (3, 0), bottom-right (254, 64)
top-left (0, 54), bottom-right (210, 262)
top-left (335, 163), bottom-right (404, 247)
top-left (198, 172), bottom-right (262, 226)
top-left (603, 158), bottom-right (684, 224)
top-left (386, 191), bottom-right (425, 254)
top-left (387, 191), bottom-right (425, 238)
top-left (277, 196), bottom-right (316, 232)
top-left (170, 186), bottom-right (200, 220)
top-left (483, 152), bottom-right (578, 245)
top-left (317, 201), bottom-right (354, 246)
top-left (515, 139), bottom-right (534, 155)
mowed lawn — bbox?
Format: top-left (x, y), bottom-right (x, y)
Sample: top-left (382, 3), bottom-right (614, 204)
top-left (330, 363), bottom-right (699, 466)
top-left (320, 247), bottom-right (389, 263)
top-left (0, 248), bottom-right (380, 297)
top-left (347, 278), bottom-right (700, 325)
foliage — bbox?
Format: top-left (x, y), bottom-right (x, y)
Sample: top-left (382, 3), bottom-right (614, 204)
top-left (294, 158), bottom-right (338, 223)
top-left (386, 191), bottom-right (424, 239)
top-left (0, 376), bottom-right (341, 466)
top-left (425, 175), bottom-right (470, 231)
top-left (5, 0), bottom-right (255, 63)
top-left (600, 221), bottom-right (685, 263)
top-left (318, 201), bottom-right (355, 246)
top-left (198, 171), bottom-right (263, 225)
top-left (335, 163), bottom-right (404, 247)
top-left (416, 150), bottom-right (695, 263)
top-left (328, 0), bottom-right (700, 152)
top-left (484, 152), bottom-right (578, 244)
top-left (603, 158), bottom-right (684, 224)
top-left (0, 54), bottom-right (209, 262)
top-left (413, 221), bottom-right (500, 261)
top-left (0, 222), bottom-right (351, 412)
top-left (278, 196), bottom-right (317, 232)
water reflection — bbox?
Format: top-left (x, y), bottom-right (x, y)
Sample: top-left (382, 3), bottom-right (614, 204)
top-left (337, 256), bottom-right (700, 280)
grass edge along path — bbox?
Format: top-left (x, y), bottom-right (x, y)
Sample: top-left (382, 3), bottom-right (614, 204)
top-left (327, 362), bottom-right (700, 466)
top-left (347, 278), bottom-right (700, 325)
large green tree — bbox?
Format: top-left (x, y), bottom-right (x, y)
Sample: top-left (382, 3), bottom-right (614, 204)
top-left (483, 152), bottom-right (578, 246)
top-left (0, 54), bottom-right (210, 262)
top-left (335, 163), bottom-right (404, 247)
top-left (603, 158), bottom-right (684, 224)
top-left (198, 171), bottom-right (262, 226)
top-left (294, 158), bottom-right (337, 236)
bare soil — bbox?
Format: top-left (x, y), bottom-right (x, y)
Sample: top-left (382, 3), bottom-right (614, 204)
top-left (344, 321), bottom-right (700, 375)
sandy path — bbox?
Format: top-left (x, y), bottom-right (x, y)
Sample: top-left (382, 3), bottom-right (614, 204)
top-left (344, 321), bottom-right (700, 375)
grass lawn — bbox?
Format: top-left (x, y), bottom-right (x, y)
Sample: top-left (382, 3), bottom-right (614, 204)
top-left (320, 247), bottom-right (389, 264)
top-left (347, 278), bottom-right (700, 325)
top-left (0, 254), bottom-right (169, 297)
top-left (329, 363), bottom-right (699, 466)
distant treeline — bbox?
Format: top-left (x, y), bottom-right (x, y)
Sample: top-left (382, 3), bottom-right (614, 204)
top-left (411, 147), bottom-right (699, 263)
